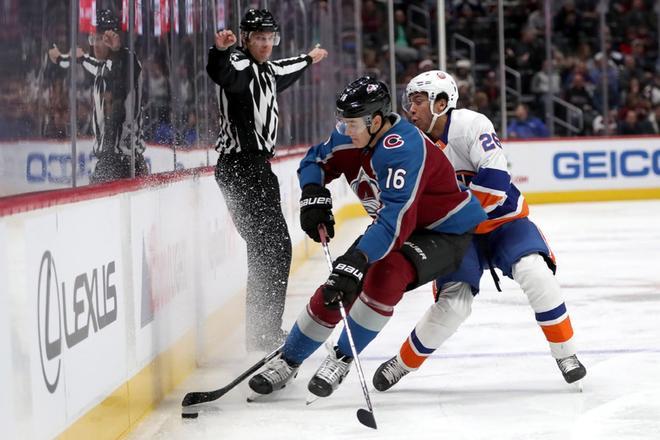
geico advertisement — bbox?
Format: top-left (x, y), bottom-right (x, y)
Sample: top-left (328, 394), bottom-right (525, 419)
top-left (25, 201), bottom-right (126, 437)
top-left (0, 224), bottom-right (16, 439)
top-left (0, 140), bottom-right (217, 197)
top-left (506, 137), bottom-right (660, 192)
top-left (131, 184), bottom-right (196, 365)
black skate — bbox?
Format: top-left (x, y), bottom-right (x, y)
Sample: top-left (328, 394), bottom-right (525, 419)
top-left (248, 354), bottom-right (299, 396)
top-left (247, 328), bottom-right (288, 352)
top-left (373, 356), bottom-right (412, 391)
top-left (307, 346), bottom-right (353, 398)
top-left (556, 354), bottom-right (587, 384)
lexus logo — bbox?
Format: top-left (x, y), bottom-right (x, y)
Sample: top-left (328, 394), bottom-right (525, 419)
top-left (37, 251), bottom-right (62, 393)
top-left (36, 251), bottom-right (119, 393)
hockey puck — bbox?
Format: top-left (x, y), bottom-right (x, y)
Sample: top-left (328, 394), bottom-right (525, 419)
top-left (181, 412), bottom-right (199, 419)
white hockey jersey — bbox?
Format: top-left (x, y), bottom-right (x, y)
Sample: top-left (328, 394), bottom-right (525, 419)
top-left (434, 108), bottom-right (529, 234)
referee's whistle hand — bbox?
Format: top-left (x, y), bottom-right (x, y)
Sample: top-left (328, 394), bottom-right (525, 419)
top-left (215, 30), bottom-right (237, 50)
top-left (308, 47), bottom-right (328, 64)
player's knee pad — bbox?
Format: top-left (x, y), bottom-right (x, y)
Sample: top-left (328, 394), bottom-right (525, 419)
top-left (413, 282), bottom-right (473, 347)
top-left (512, 254), bottom-right (562, 310)
top-left (400, 231), bottom-right (473, 291)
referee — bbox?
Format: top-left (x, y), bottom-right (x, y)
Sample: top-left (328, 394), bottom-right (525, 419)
top-left (207, 9), bottom-right (328, 351)
top-left (49, 8), bottom-right (148, 183)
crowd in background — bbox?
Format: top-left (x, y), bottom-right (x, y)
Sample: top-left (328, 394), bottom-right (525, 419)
top-left (363, 0), bottom-right (659, 137)
top-left (0, 0), bottom-right (659, 144)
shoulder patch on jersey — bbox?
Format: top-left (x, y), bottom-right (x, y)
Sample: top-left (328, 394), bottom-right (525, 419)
top-left (383, 133), bottom-right (405, 149)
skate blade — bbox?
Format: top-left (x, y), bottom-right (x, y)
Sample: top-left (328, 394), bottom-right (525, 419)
top-left (573, 380), bottom-right (584, 393)
top-left (247, 391), bottom-right (267, 402)
top-left (247, 390), bottom-right (284, 403)
top-left (305, 392), bottom-right (322, 406)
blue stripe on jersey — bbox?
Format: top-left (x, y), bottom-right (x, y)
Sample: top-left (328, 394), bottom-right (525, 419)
top-left (471, 168), bottom-right (511, 192)
top-left (535, 303), bottom-right (567, 323)
top-left (337, 315), bottom-right (379, 356)
top-left (433, 192), bottom-right (487, 234)
top-left (297, 130), bottom-right (353, 188)
top-left (410, 329), bottom-right (435, 355)
top-left (489, 185), bottom-right (522, 219)
top-left (282, 323), bottom-right (324, 364)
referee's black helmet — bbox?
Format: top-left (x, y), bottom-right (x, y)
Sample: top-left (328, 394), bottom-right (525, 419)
top-left (240, 9), bottom-right (279, 33)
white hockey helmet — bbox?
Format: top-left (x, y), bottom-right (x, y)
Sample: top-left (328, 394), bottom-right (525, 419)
top-left (404, 70), bottom-right (459, 133)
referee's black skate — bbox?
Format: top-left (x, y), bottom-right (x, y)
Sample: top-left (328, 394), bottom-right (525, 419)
top-left (308, 346), bottom-right (353, 398)
top-left (373, 356), bottom-right (412, 391)
top-left (248, 354), bottom-right (299, 395)
top-left (556, 354), bottom-right (587, 384)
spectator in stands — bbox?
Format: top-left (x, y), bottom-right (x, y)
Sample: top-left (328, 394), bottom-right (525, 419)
top-left (455, 59), bottom-right (475, 98)
top-left (643, 72), bottom-right (660, 106)
top-left (554, 0), bottom-right (583, 51)
top-left (623, 0), bottom-right (655, 32)
top-left (621, 77), bottom-right (643, 106)
top-left (418, 58), bottom-right (434, 73)
top-left (593, 109), bottom-right (619, 135)
top-left (589, 53), bottom-right (620, 112)
top-left (620, 54), bottom-right (644, 92)
top-left (564, 72), bottom-right (596, 134)
top-left (363, 48), bottom-right (386, 80)
top-left (564, 73), bottom-right (594, 114)
top-left (648, 104), bottom-right (660, 134)
top-left (510, 27), bottom-right (544, 93)
top-left (619, 108), bottom-right (654, 135)
top-left (393, 8), bottom-right (420, 65)
top-left (471, 90), bottom-right (499, 130)
top-left (362, 0), bottom-right (386, 50)
top-left (507, 103), bottom-right (549, 138)
top-left (482, 70), bottom-right (500, 104)
top-left (531, 59), bottom-right (561, 109)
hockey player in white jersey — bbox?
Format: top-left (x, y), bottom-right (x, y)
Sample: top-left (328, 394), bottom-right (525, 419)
top-left (373, 70), bottom-right (587, 392)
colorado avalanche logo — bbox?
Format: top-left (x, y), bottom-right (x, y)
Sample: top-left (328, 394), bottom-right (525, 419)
top-left (383, 134), bottom-right (405, 149)
top-left (350, 167), bottom-right (381, 218)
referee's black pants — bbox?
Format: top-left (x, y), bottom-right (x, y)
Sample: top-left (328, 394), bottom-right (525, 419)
top-left (215, 153), bottom-right (292, 349)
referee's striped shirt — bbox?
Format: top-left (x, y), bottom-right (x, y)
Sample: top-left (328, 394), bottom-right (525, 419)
top-left (207, 46), bottom-right (312, 157)
top-left (56, 49), bottom-right (145, 157)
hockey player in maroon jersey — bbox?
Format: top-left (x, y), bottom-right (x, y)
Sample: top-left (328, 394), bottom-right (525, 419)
top-left (247, 76), bottom-right (486, 399)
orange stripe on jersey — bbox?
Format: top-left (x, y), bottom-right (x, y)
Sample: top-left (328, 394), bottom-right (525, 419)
top-left (434, 140), bottom-right (447, 151)
top-left (399, 339), bottom-right (427, 369)
top-left (475, 199), bottom-right (530, 234)
top-left (472, 189), bottom-right (506, 210)
top-left (540, 316), bottom-right (574, 343)
top-left (536, 227), bottom-right (557, 265)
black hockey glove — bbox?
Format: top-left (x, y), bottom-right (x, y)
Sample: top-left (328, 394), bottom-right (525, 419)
top-left (300, 184), bottom-right (335, 242)
top-left (322, 250), bottom-right (368, 310)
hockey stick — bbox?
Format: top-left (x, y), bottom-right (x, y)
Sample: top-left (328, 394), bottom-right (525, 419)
top-left (318, 225), bottom-right (377, 430)
top-left (180, 344), bottom-right (283, 416)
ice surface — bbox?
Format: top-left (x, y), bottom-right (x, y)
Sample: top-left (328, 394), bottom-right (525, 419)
top-left (128, 200), bottom-right (660, 440)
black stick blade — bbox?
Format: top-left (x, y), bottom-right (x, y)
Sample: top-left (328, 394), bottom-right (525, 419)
top-left (182, 390), bottom-right (222, 407)
top-left (356, 408), bottom-right (377, 430)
